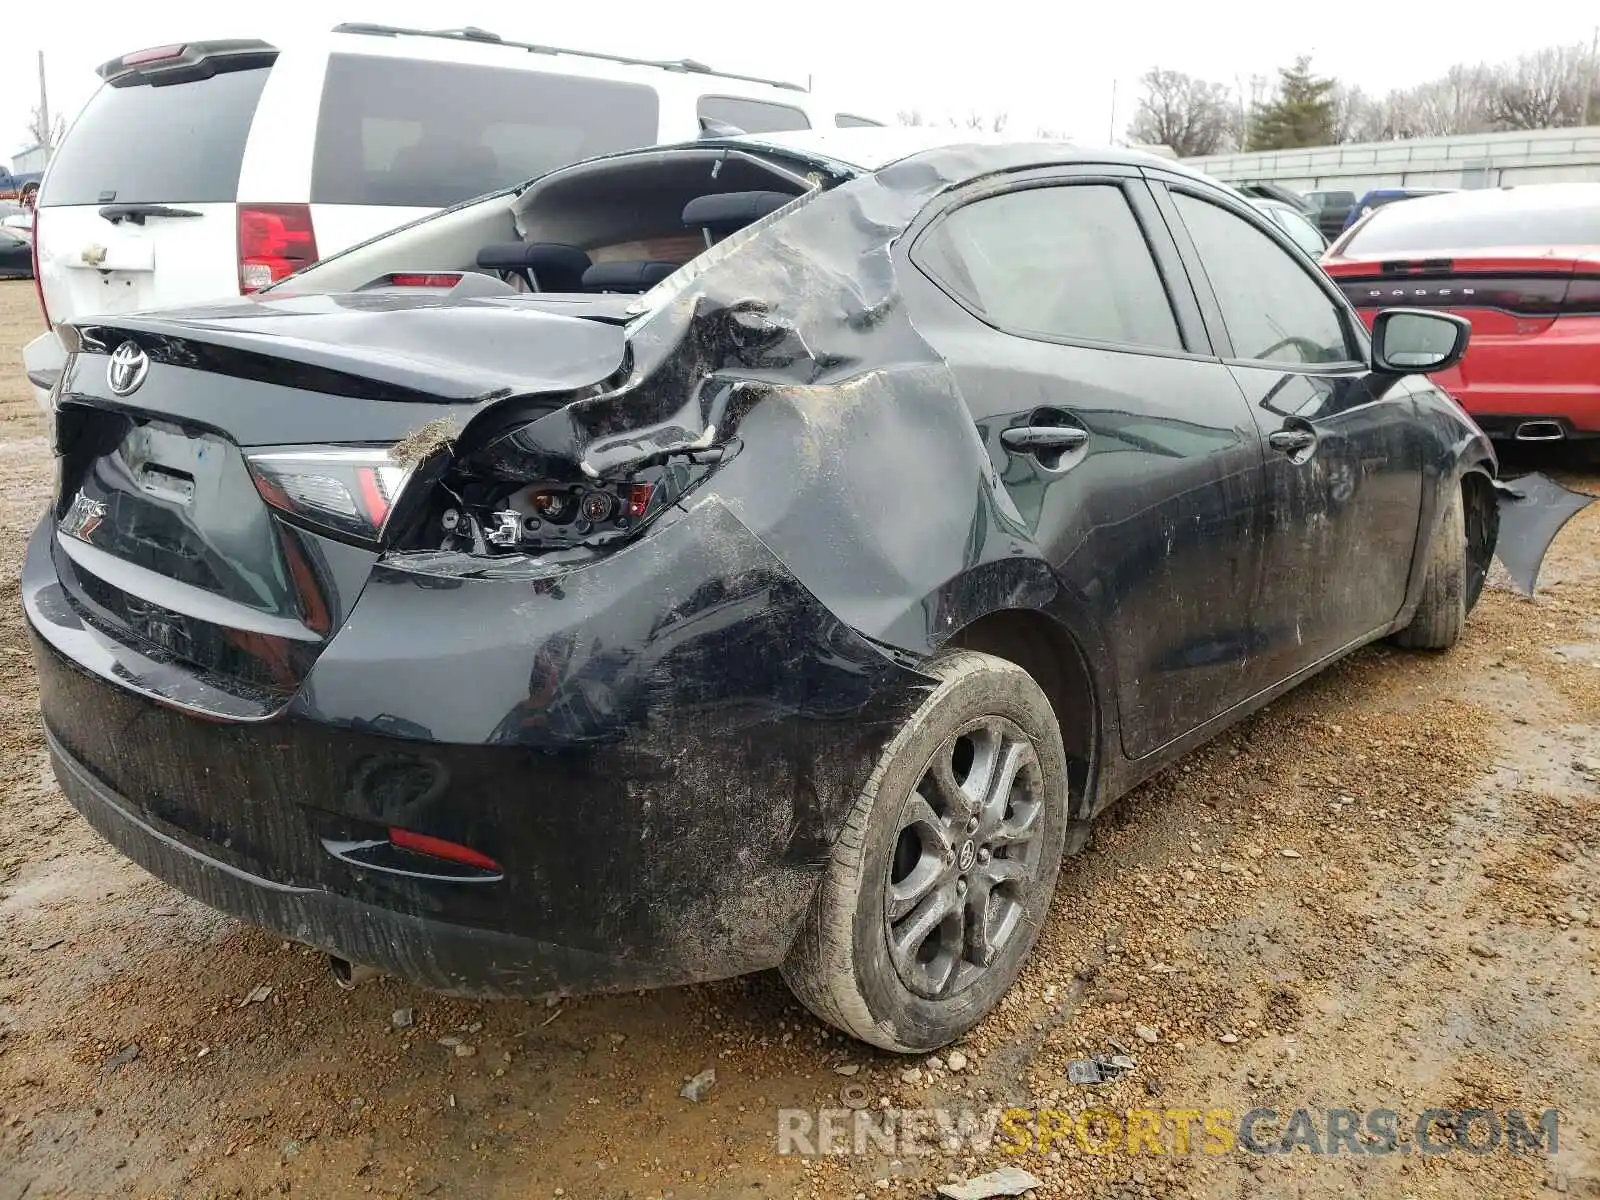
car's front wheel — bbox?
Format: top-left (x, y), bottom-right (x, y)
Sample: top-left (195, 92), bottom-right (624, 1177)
top-left (781, 650), bottom-right (1070, 1052)
top-left (1392, 483), bottom-right (1469, 650)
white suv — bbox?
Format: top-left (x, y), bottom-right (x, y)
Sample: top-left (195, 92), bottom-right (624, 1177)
top-left (23, 22), bottom-right (881, 409)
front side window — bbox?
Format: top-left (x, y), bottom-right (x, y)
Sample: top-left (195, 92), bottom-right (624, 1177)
top-left (914, 183), bottom-right (1184, 352)
top-left (1173, 191), bottom-right (1353, 365)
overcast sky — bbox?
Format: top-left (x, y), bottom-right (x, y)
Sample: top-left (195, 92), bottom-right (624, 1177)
top-left (6, 1), bottom-right (1600, 158)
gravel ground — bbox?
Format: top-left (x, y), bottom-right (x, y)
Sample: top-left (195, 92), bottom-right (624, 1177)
top-left (1, 277), bottom-right (1598, 1200)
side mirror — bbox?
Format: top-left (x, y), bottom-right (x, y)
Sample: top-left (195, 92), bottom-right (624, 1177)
top-left (1371, 308), bottom-right (1470, 375)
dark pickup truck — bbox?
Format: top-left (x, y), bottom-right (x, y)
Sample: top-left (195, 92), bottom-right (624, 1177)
top-left (1304, 189), bottom-right (1358, 240)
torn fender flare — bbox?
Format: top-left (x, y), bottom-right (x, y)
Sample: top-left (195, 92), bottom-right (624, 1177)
top-left (1490, 472), bottom-right (1596, 597)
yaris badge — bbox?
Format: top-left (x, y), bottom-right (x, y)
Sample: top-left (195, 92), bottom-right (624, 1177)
top-left (106, 342), bottom-right (149, 396)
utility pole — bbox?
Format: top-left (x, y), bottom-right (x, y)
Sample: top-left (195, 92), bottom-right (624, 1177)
top-left (1588, 26), bottom-right (1598, 127)
top-left (37, 50), bottom-right (51, 152)
top-left (1107, 79), bottom-right (1118, 143)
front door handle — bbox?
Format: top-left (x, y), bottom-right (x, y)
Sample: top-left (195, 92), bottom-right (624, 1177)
top-left (1268, 428), bottom-right (1316, 455)
top-left (1000, 425), bottom-right (1090, 455)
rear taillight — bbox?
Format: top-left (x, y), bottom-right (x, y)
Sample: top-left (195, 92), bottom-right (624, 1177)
top-left (121, 44), bottom-right (186, 66)
top-left (30, 213), bottom-right (48, 327)
top-left (388, 272), bottom-right (464, 288)
top-left (238, 203), bottom-right (318, 294)
top-left (388, 828), bottom-right (502, 873)
top-left (245, 446), bottom-right (413, 543)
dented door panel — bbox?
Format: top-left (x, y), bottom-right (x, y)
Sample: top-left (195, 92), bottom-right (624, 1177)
top-left (1230, 364), bottom-right (1424, 678)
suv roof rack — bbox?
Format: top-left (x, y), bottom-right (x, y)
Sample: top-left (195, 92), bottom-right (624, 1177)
top-left (331, 23), bottom-right (808, 92)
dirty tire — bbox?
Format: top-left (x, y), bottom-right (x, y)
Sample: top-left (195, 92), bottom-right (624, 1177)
top-left (781, 650), bottom-right (1069, 1053)
top-left (1392, 483), bottom-right (1467, 650)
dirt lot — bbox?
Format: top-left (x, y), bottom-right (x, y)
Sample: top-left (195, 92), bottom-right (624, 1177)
top-left (1, 276), bottom-right (1598, 1200)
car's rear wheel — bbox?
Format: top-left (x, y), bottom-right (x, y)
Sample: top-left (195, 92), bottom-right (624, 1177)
top-left (781, 650), bottom-right (1069, 1052)
top-left (1392, 484), bottom-right (1468, 650)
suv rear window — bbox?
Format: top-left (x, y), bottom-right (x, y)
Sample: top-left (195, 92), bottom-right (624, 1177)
top-left (1344, 195), bottom-right (1600, 255)
top-left (311, 55), bottom-right (661, 208)
top-left (39, 67), bottom-right (270, 207)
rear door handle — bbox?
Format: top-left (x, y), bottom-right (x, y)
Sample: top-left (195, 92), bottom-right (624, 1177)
top-left (1268, 428), bottom-right (1316, 454)
top-left (1000, 425), bottom-right (1090, 455)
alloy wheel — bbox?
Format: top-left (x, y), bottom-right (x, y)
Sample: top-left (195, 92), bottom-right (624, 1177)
top-left (883, 717), bottom-right (1046, 999)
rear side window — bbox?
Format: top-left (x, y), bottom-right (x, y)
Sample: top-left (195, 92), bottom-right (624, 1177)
top-left (312, 55), bottom-right (661, 208)
top-left (914, 183), bottom-right (1184, 352)
top-left (696, 95), bottom-right (811, 133)
top-left (835, 113), bottom-right (884, 128)
top-left (40, 68), bottom-right (270, 206)
top-left (1345, 194), bottom-right (1600, 255)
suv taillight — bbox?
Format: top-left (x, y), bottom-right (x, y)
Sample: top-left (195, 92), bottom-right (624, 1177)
top-left (238, 203), bottom-right (318, 294)
top-left (30, 211), bottom-right (48, 327)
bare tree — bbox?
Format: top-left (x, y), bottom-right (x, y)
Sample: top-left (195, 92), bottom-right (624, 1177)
top-left (1330, 83), bottom-right (1375, 142)
top-left (1490, 43), bottom-right (1591, 129)
top-left (897, 108), bottom-right (1009, 133)
top-left (1411, 64), bottom-right (1498, 136)
top-left (1122, 35), bottom-right (1599, 155)
top-left (1128, 68), bottom-right (1235, 157)
top-left (26, 102), bottom-right (64, 154)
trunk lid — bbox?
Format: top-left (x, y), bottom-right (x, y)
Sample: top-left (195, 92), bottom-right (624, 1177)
top-left (1323, 249), bottom-right (1600, 337)
top-left (50, 292), bottom-right (630, 708)
top-left (63, 291), bottom-right (633, 438)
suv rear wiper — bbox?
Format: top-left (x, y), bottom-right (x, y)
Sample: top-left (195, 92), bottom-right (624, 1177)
top-left (98, 204), bottom-right (203, 226)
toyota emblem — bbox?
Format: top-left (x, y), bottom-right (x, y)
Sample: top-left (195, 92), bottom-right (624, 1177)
top-left (106, 341), bottom-right (149, 396)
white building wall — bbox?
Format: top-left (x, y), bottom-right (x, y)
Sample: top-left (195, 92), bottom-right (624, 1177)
top-left (11, 145), bottom-right (48, 176)
top-left (1183, 126), bottom-right (1600, 192)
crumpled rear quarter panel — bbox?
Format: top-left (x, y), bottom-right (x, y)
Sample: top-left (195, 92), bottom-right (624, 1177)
top-left (30, 495), bottom-right (929, 995)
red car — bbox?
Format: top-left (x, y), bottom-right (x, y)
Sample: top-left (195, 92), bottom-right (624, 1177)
top-left (1322, 184), bottom-right (1600, 448)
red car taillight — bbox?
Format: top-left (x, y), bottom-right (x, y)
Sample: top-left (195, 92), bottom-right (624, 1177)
top-left (245, 446), bottom-right (414, 544)
top-left (388, 827), bottom-right (502, 873)
top-left (238, 203), bottom-right (318, 294)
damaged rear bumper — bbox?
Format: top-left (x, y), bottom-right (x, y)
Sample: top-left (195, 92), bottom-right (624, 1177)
top-left (25, 497), bottom-right (929, 998)
top-left (46, 721), bottom-right (657, 995)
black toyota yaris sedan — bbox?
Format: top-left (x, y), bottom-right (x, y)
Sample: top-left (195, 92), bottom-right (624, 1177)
top-left (25, 128), bottom-right (1498, 1052)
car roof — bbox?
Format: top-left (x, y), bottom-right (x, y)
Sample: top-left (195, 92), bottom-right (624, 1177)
top-left (99, 25), bottom-right (819, 102)
top-left (1365, 182), bottom-right (1600, 218)
top-left (1359, 187), bottom-right (1453, 199)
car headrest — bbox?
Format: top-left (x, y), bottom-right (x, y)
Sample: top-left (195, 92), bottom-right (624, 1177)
top-left (477, 243), bottom-right (592, 291)
top-left (581, 260), bottom-right (680, 293)
top-left (682, 190), bottom-right (795, 232)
